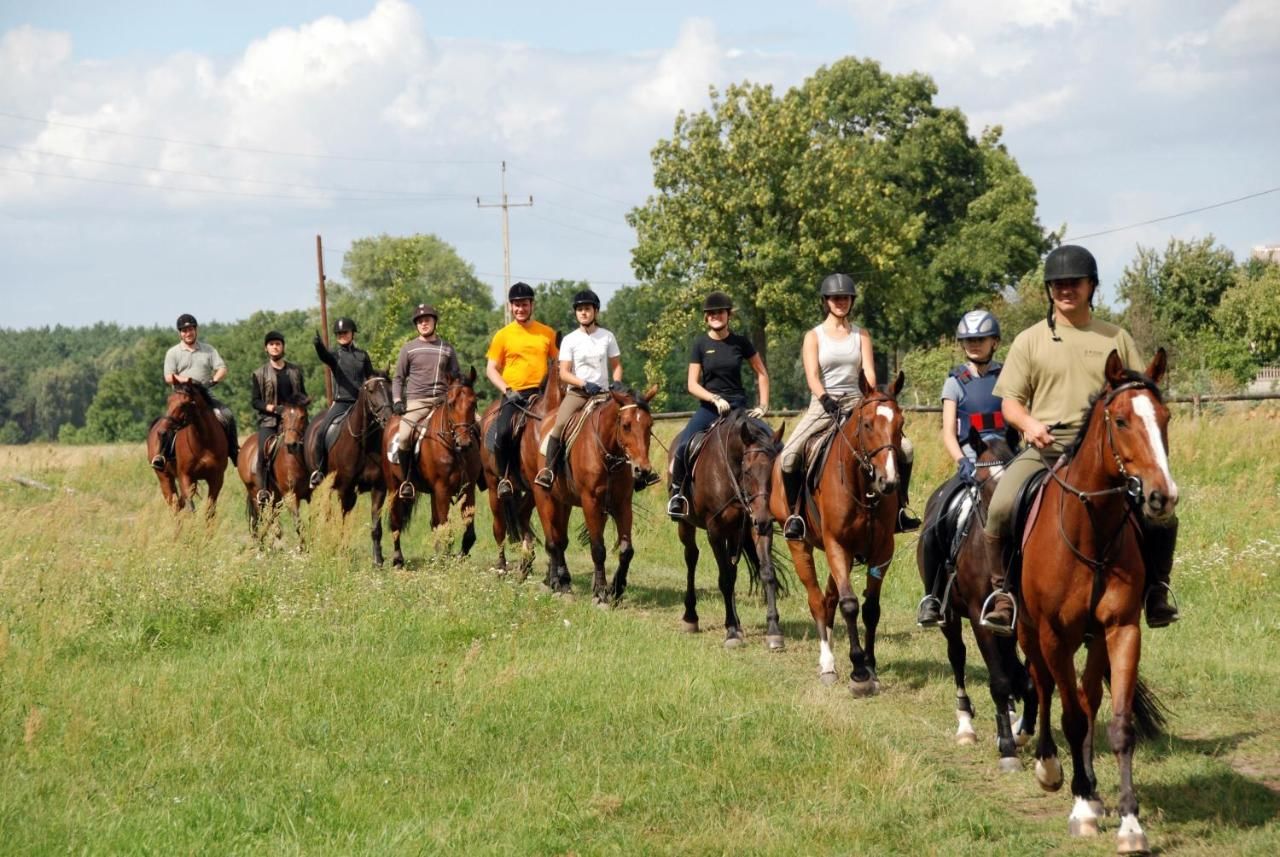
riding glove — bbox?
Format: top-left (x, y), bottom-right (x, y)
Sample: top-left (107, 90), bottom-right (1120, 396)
top-left (392, 400), bottom-right (407, 416)
top-left (819, 393), bottom-right (840, 416)
top-left (504, 389), bottom-right (523, 404)
top-left (746, 406), bottom-right (766, 420)
top-left (712, 396), bottom-right (731, 416)
top-left (956, 457), bottom-right (977, 485)
top-left (583, 382), bottom-right (603, 396)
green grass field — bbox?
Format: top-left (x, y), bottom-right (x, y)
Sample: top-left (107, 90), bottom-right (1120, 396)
top-left (2, 407), bottom-right (1278, 855)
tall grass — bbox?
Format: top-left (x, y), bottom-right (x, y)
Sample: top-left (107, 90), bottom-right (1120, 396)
top-left (1, 406), bottom-right (1278, 854)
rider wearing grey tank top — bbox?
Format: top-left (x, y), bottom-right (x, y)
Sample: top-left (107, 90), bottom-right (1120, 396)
top-left (780, 323), bottom-right (862, 472)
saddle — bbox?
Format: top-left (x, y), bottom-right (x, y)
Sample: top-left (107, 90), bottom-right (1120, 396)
top-left (1004, 467), bottom-right (1053, 597)
top-left (539, 393), bottom-right (610, 482)
top-left (484, 393), bottom-right (541, 452)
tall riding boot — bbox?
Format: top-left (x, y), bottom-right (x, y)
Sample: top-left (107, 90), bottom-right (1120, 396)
top-left (916, 524), bottom-right (945, 626)
top-left (495, 442), bottom-right (514, 497)
top-left (666, 447), bottom-right (688, 519)
top-left (152, 430), bottom-right (171, 470)
top-left (224, 412), bottom-right (240, 464)
top-left (781, 468), bottom-right (806, 541)
top-left (978, 530), bottom-right (1015, 636)
top-left (397, 442), bottom-right (417, 499)
top-left (896, 455), bottom-right (921, 532)
top-left (309, 445), bottom-right (326, 489)
top-left (535, 436), bottom-right (562, 488)
top-left (1141, 519), bottom-right (1181, 627)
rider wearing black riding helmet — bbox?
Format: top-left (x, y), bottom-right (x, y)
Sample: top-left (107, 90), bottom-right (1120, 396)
top-left (534, 289), bottom-right (624, 489)
top-left (250, 330), bottom-right (309, 503)
top-left (388, 303), bottom-right (462, 499)
top-left (155, 313), bottom-right (239, 469)
top-left (978, 244), bottom-right (1180, 634)
top-left (309, 316), bottom-right (374, 488)
top-left (666, 289), bottom-right (770, 520)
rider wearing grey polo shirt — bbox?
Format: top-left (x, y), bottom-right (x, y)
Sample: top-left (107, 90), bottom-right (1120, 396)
top-left (153, 313), bottom-right (240, 468)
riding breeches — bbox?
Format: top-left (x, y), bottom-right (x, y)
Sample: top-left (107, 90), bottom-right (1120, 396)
top-left (548, 388), bottom-right (591, 441)
top-left (780, 398), bottom-right (837, 474)
top-left (983, 444), bottom-right (1063, 538)
top-left (394, 397), bottom-right (441, 450)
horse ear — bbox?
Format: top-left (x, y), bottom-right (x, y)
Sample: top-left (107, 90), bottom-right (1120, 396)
top-left (467, 365), bottom-right (477, 384)
top-left (1104, 350), bottom-right (1126, 385)
top-left (1146, 347), bottom-right (1167, 386)
top-left (891, 370), bottom-right (904, 397)
top-left (642, 383), bottom-right (658, 403)
top-left (964, 425), bottom-right (982, 452)
top-left (859, 368), bottom-right (873, 396)
top-left (772, 421), bottom-right (786, 445)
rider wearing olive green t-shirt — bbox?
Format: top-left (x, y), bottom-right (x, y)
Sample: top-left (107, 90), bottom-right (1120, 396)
top-left (979, 245), bottom-right (1180, 635)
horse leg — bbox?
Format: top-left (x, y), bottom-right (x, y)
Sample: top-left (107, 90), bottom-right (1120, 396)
top-left (205, 469), bottom-right (223, 521)
top-left (679, 521), bottom-right (700, 633)
top-left (581, 497), bottom-right (610, 604)
top-left (711, 533), bottom-right (743, 648)
top-left (975, 627), bottom-right (1022, 771)
top-left (1105, 624), bottom-right (1149, 855)
top-left (1043, 637), bottom-right (1098, 837)
top-left (1020, 622), bottom-right (1062, 791)
top-left (942, 618), bottom-right (976, 745)
top-left (785, 540), bottom-right (836, 684)
top-left (749, 530), bottom-right (784, 651)
top-left (827, 543), bottom-right (874, 697)
top-left (431, 486), bottom-right (452, 556)
top-left (861, 572), bottom-right (884, 689)
top-left (609, 496), bottom-right (635, 603)
top-left (388, 495), bottom-right (408, 568)
top-left (244, 484), bottom-right (259, 537)
top-left (370, 484), bottom-right (386, 567)
top-left (460, 483), bottom-right (477, 557)
top-left (486, 485), bottom-right (507, 573)
top-left (1078, 638), bottom-right (1109, 815)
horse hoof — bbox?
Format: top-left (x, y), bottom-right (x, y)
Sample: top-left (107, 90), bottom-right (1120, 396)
top-left (997, 756), bottom-right (1021, 774)
top-left (594, 597), bottom-right (611, 611)
top-left (1068, 817), bottom-right (1100, 838)
top-left (680, 620), bottom-right (699, 634)
top-left (955, 730), bottom-right (977, 746)
top-left (819, 670), bottom-right (838, 686)
top-left (849, 677), bottom-right (878, 698)
top-left (1116, 815), bottom-right (1149, 855)
top-left (723, 633), bottom-right (744, 650)
top-left (765, 634), bottom-right (785, 652)
top-left (1089, 798), bottom-right (1108, 818)
top-left (1035, 757), bottom-right (1064, 792)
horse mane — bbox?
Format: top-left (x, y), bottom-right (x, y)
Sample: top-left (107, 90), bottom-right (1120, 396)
top-left (368, 369), bottom-right (390, 381)
top-left (173, 381), bottom-right (215, 408)
top-left (1064, 367), bottom-right (1164, 458)
top-left (728, 410), bottom-right (778, 451)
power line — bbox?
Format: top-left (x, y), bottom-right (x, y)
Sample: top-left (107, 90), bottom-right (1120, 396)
top-left (510, 162), bottom-right (637, 207)
top-left (0, 108), bottom-right (497, 166)
top-left (527, 211), bottom-right (633, 243)
top-left (1063, 185), bottom-right (1280, 241)
top-left (0, 142), bottom-right (473, 199)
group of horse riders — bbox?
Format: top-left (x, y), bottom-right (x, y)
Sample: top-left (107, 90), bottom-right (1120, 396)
top-left (148, 241), bottom-right (1179, 631)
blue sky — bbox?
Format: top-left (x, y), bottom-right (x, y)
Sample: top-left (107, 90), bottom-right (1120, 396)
top-left (2, 0), bottom-right (1277, 330)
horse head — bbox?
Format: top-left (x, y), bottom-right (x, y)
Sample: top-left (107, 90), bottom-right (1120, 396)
top-left (965, 425), bottom-right (1019, 484)
top-left (1098, 348), bottom-right (1178, 523)
top-left (163, 381), bottom-right (209, 430)
top-left (279, 397), bottom-right (310, 455)
top-left (850, 369), bottom-right (905, 498)
top-left (738, 413), bottom-right (784, 536)
top-left (445, 367), bottom-right (479, 451)
top-left (361, 373), bottom-right (394, 425)
top-left (610, 384), bottom-right (659, 487)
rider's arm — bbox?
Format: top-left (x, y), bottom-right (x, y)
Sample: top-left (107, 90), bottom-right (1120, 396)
top-left (486, 359), bottom-right (510, 395)
top-left (941, 399), bottom-right (965, 463)
top-left (250, 372), bottom-right (269, 414)
top-left (557, 359), bottom-right (582, 388)
top-left (686, 363), bottom-right (716, 404)
top-left (748, 353), bottom-right (769, 411)
top-left (609, 355), bottom-right (623, 384)
top-left (860, 330), bottom-right (877, 388)
top-left (211, 366), bottom-right (227, 385)
top-left (1003, 397), bottom-right (1053, 449)
top-left (801, 329), bottom-right (824, 398)
top-left (314, 337), bottom-right (335, 368)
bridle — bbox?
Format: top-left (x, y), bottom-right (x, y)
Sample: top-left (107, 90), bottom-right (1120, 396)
top-left (348, 377), bottom-right (392, 440)
top-left (835, 393), bottom-right (900, 506)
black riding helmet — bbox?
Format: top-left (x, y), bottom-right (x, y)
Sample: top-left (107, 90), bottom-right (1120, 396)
top-left (264, 330), bottom-right (286, 345)
top-left (820, 273), bottom-right (857, 297)
top-left (176, 313), bottom-right (198, 330)
top-left (702, 290), bottom-right (733, 313)
top-left (333, 317), bottom-right (357, 334)
top-left (572, 289), bottom-right (601, 309)
top-left (1043, 244), bottom-right (1099, 339)
top-left (508, 281), bottom-right (536, 301)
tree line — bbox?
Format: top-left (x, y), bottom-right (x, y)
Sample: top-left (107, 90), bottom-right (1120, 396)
top-left (3, 58), bottom-right (1277, 445)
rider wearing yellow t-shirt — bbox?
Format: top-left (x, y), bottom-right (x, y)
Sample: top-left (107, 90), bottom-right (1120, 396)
top-left (485, 281), bottom-right (559, 497)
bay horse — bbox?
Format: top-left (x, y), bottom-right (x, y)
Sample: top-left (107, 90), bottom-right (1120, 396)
top-left (301, 372), bottom-right (395, 564)
top-left (917, 426), bottom-right (1037, 771)
top-left (380, 369), bottom-right (483, 567)
top-left (677, 411), bottom-right (786, 649)
top-left (532, 383), bottom-right (659, 603)
top-left (478, 393), bottom-right (539, 581)
top-left (1016, 349), bottom-right (1175, 854)
top-left (146, 381), bottom-right (230, 517)
top-left (768, 370), bottom-right (904, 695)
top-left (237, 399), bottom-right (311, 540)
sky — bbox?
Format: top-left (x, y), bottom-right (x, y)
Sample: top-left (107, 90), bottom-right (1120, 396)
top-left (2, 0), bottom-right (1277, 330)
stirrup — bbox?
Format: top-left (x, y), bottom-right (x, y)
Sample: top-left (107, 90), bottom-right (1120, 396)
top-left (534, 467), bottom-right (555, 489)
top-left (150, 454), bottom-right (166, 471)
top-left (497, 478), bottom-right (514, 498)
top-left (397, 481), bottom-right (416, 500)
top-left (1144, 582), bottom-right (1181, 628)
top-left (897, 508), bottom-right (921, 532)
top-left (666, 493), bottom-right (689, 520)
top-left (978, 590), bottom-right (1017, 636)
top-left (783, 514), bottom-right (806, 541)
top-left (916, 595), bottom-right (944, 628)
top-left (255, 489), bottom-right (273, 506)
top-left (308, 470), bottom-right (324, 489)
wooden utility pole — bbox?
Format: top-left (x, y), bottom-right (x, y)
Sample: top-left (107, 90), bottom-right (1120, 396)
top-left (316, 234), bottom-right (333, 404)
top-left (476, 161), bottom-right (532, 322)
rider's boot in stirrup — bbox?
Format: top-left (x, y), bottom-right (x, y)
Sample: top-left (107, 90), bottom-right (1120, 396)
top-left (1142, 519), bottom-right (1181, 628)
top-left (978, 530), bottom-right (1016, 636)
top-left (895, 455), bottom-right (921, 532)
top-left (781, 468), bottom-right (806, 541)
top-left (534, 436), bottom-right (562, 489)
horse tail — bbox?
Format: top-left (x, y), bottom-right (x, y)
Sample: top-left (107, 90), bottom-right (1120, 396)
top-left (500, 493), bottom-right (522, 544)
top-left (741, 526), bottom-right (791, 598)
top-left (1103, 668), bottom-right (1170, 741)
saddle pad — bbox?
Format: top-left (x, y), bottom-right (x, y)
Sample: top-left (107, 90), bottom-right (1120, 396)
top-left (562, 394), bottom-right (608, 455)
top-left (1015, 466), bottom-right (1055, 552)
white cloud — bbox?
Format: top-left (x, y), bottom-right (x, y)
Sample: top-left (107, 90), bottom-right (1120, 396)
top-left (630, 18), bottom-right (725, 115)
top-left (1214, 0), bottom-right (1280, 55)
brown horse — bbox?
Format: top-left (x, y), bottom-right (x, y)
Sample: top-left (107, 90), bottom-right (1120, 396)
top-left (768, 370), bottom-right (904, 695)
top-left (380, 369), bottom-right (483, 567)
top-left (478, 395), bottom-right (539, 580)
top-left (917, 427), bottom-right (1036, 771)
top-left (301, 373), bottom-right (395, 564)
top-left (1016, 349), bottom-right (1174, 854)
top-left (532, 383), bottom-right (659, 602)
top-left (146, 382), bottom-right (230, 516)
top-left (237, 399), bottom-right (311, 540)
top-left (677, 411), bottom-right (786, 649)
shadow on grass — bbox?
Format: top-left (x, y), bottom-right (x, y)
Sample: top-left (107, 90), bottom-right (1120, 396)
top-left (1145, 769), bottom-right (1280, 828)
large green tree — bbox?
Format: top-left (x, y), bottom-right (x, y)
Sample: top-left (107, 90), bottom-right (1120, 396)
top-left (628, 56), bottom-right (1046, 403)
top-left (1117, 237), bottom-right (1237, 357)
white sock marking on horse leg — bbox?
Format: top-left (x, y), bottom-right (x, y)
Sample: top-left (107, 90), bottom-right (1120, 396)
top-left (819, 639), bottom-right (836, 675)
top-left (1117, 814), bottom-right (1143, 836)
top-left (956, 709), bottom-right (976, 742)
top-left (1132, 395), bottom-right (1177, 501)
